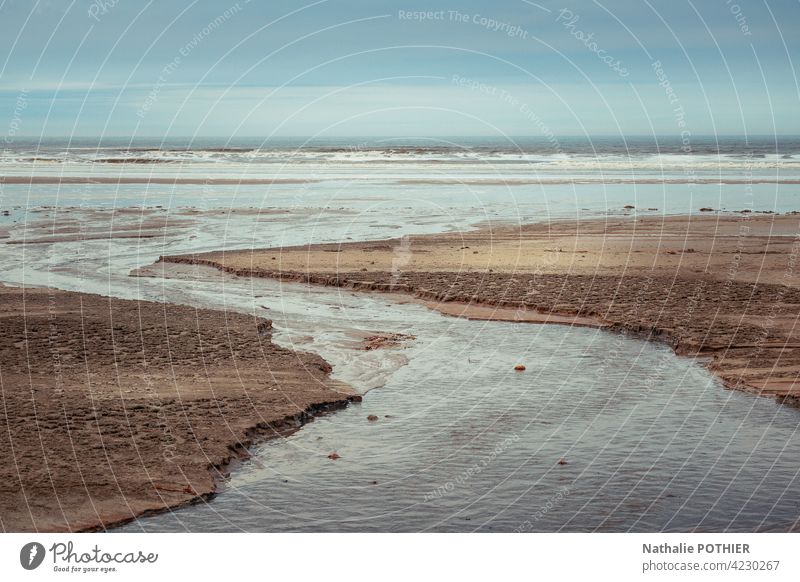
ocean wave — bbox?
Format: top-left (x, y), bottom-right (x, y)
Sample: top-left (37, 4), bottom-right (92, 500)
top-left (2, 148), bottom-right (798, 167)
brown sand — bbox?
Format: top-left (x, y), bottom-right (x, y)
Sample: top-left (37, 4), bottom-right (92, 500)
top-left (159, 213), bottom-right (800, 405)
top-left (0, 285), bottom-right (356, 532)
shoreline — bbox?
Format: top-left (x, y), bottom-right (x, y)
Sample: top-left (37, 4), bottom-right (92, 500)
top-left (90, 395), bottom-right (360, 533)
top-left (0, 176), bottom-right (317, 185)
top-left (157, 213), bottom-right (800, 407)
top-left (3, 175), bottom-right (800, 186)
top-left (0, 284), bottom-right (359, 532)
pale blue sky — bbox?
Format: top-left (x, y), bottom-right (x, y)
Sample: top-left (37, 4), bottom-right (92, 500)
top-left (1, 0), bottom-right (798, 137)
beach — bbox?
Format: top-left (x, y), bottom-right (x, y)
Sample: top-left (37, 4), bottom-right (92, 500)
top-left (4, 2), bottom-right (800, 573)
top-left (0, 285), bottom-right (355, 532)
top-left (159, 212), bottom-right (800, 405)
top-left (4, 137), bottom-right (800, 532)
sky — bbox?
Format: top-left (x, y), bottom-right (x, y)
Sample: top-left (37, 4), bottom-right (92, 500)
top-left (0, 0), bottom-right (798, 138)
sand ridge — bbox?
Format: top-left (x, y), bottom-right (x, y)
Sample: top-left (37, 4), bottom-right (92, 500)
top-left (0, 285), bottom-right (356, 532)
top-left (159, 213), bottom-right (800, 404)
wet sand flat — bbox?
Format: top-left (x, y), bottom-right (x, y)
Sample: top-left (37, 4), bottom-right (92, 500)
top-left (0, 176), bottom-right (316, 185)
top-left (0, 285), bottom-right (355, 532)
top-left (160, 213), bottom-right (800, 404)
top-left (3, 176), bottom-right (799, 186)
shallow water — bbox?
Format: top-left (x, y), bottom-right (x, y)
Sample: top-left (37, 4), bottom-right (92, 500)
top-left (116, 271), bottom-right (800, 532)
top-left (2, 175), bottom-right (800, 531)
